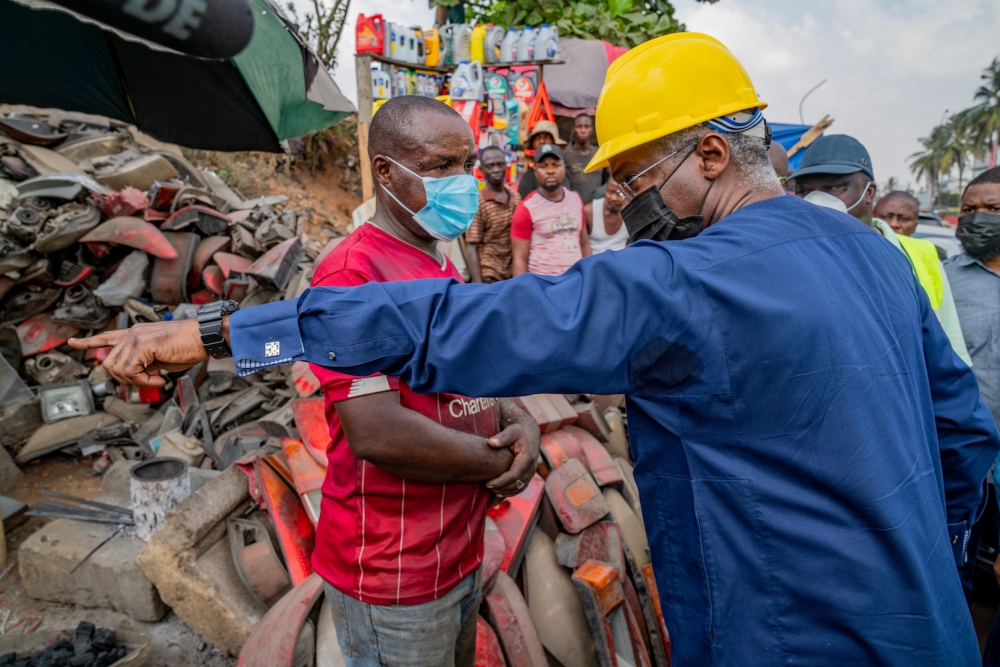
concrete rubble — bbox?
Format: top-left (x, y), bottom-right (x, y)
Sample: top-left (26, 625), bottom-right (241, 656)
top-left (0, 106), bottom-right (668, 667)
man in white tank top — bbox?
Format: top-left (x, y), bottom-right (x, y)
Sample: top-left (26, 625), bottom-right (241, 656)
top-left (585, 177), bottom-right (630, 253)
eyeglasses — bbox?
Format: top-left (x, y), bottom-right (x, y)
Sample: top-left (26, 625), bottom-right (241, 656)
top-left (616, 143), bottom-right (694, 203)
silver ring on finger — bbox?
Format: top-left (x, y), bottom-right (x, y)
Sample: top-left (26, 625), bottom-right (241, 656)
top-left (515, 479), bottom-right (525, 491)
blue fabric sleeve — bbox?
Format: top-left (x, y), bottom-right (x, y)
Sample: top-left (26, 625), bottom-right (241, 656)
top-left (228, 246), bottom-right (682, 396)
top-left (919, 273), bottom-right (1000, 565)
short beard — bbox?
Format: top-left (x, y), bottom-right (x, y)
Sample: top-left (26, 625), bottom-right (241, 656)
top-left (539, 180), bottom-right (562, 193)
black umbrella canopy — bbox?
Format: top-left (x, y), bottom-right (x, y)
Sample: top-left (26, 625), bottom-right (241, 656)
top-left (0, 0), bottom-right (354, 151)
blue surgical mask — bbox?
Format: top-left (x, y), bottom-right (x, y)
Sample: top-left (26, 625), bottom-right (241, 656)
top-left (381, 157), bottom-right (480, 241)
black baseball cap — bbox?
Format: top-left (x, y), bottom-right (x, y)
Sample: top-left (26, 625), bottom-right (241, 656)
top-left (535, 143), bottom-right (564, 162)
top-left (792, 134), bottom-right (874, 181)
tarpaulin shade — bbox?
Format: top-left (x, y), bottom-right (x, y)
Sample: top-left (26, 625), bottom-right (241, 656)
top-left (771, 123), bottom-right (817, 171)
top-left (0, 0), bottom-right (355, 151)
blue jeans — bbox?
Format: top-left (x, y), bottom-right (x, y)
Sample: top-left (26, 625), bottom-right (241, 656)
top-left (323, 569), bottom-right (482, 667)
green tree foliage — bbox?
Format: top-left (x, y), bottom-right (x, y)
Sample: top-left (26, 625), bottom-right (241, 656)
top-left (433, 0), bottom-right (716, 48)
top-left (286, 0), bottom-right (352, 69)
top-left (911, 57), bottom-right (1000, 204)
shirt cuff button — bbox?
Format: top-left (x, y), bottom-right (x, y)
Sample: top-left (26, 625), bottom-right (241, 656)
top-left (327, 352), bottom-right (337, 361)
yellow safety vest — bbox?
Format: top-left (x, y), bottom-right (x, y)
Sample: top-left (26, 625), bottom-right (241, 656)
top-left (897, 234), bottom-right (944, 311)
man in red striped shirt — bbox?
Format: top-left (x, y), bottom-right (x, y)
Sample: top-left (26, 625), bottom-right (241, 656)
top-left (511, 143), bottom-right (592, 276)
top-left (309, 97), bottom-right (539, 667)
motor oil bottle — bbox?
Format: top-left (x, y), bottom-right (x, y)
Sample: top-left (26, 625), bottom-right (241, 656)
top-left (500, 28), bottom-right (518, 62)
top-left (371, 67), bottom-right (391, 100)
top-left (454, 24), bottom-right (473, 64)
top-left (451, 61), bottom-right (484, 100)
top-left (355, 14), bottom-right (385, 55)
top-left (484, 25), bottom-right (505, 64)
top-left (410, 27), bottom-right (425, 65)
top-left (517, 27), bottom-right (535, 62)
top-left (471, 23), bottom-right (486, 62)
top-left (384, 22), bottom-right (396, 58)
top-left (405, 69), bottom-right (419, 95)
top-left (534, 24), bottom-right (559, 60)
top-left (439, 24), bottom-right (455, 66)
top-left (423, 27), bottom-right (442, 67)
top-left (394, 68), bottom-right (406, 96)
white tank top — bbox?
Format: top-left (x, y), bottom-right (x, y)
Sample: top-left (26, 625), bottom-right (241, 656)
top-left (589, 198), bottom-right (630, 254)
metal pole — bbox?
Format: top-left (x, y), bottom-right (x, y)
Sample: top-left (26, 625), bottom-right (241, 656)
top-left (798, 79), bottom-right (827, 125)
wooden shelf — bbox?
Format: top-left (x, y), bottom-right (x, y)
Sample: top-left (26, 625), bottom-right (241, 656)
top-left (355, 52), bottom-right (565, 73)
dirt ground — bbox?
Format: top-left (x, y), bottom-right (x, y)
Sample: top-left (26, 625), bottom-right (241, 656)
top-left (1, 454), bottom-right (236, 666)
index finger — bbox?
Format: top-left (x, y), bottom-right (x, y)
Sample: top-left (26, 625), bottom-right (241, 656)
top-left (68, 330), bottom-right (128, 350)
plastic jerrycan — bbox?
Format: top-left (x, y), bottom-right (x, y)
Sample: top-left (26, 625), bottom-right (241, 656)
top-left (383, 22), bottom-right (395, 58)
top-left (371, 67), bottom-right (390, 100)
top-left (393, 68), bottom-right (406, 96)
top-left (451, 61), bottom-right (484, 100)
top-left (471, 23), bottom-right (486, 62)
top-left (500, 28), bottom-right (518, 63)
top-left (410, 27), bottom-right (425, 65)
top-left (484, 25), bottom-right (505, 63)
top-left (439, 24), bottom-right (455, 66)
top-left (423, 27), bottom-right (442, 67)
top-left (517, 27), bottom-right (535, 62)
top-left (454, 23), bottom-right (473, 64)
top-left (534, 24), bottom-right (558, 60)
top-left (355, 14), bottom-right (385, 55)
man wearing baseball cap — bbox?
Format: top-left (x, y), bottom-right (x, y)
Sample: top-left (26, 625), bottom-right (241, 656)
top-left (516, 119), bottom-right (571, 199)
top-left (511, 143), bottom-right (592, 276)
top-left (793, 135), bottom-right (970, 365)
top-left (70, 33), bottom-right (999, 666)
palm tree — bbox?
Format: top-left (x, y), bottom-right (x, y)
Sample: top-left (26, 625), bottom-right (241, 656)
top-left (954, 57), bottom-right (1000, 167)
top-left (940, 118), bottom-right (975, 194)
top-left (909, 124), bottom-right (950, 204)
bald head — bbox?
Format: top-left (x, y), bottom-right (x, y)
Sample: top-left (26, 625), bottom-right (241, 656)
top-left (874, 191), bottom-right (920, 236)
top-left (368, 96), bottom-right (468, 160)
top-left (768, 141), bottom-right (789, 180)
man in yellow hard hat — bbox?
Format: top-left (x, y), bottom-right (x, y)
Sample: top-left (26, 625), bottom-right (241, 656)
top-left (68, 33), bottom-right (998, 667)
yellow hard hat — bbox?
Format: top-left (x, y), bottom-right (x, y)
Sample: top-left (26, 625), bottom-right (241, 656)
top-left (585, 32), bottom-right (767, 172)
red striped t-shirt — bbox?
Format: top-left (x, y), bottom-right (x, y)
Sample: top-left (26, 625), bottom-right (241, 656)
top-left (308, 223), bottom-right (500, 606)
top-left (510, 189), bottom-right (586, 276)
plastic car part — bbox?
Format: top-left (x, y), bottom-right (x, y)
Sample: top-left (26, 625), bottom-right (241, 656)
top-left (163, 205), bottom-right (232, 236)
top-left (483, 570), bottom-right (548, 667)
top-left (231, 224), bottom-right (264, 258)
top-left (514, 394), bottom-right (578, 433)
top-left (54, 261), bottom-right (94, 287)
top-left (572, 560), bottom-right (653, 667)
top-left (573, 401), bottom-right (612, 442)
top-left (202, 265), bottom-right (225, 296)
top-left (93, 152), bottom-right (179, 191)
top-left (555, 522), bottom-right (657, 665)
top-left (15, 310), bottom-right (80, 357)
top-left (236, 572), bottom-right (325, 667)
top-left (482, 517), bottom-right (505, 593)
top-left (148, 181), bottom-right (182, 212)
top-left (53, 284), bottom-right (112, 330)
top-left (522, 530), bottom-right (601, 667)
top-left (191, 236), bottom-right (231, 290)
top-left (290, 398), bottom-right (330, 467)
top-left (290, 361), bottom-right (320, 398)
top-left (614, 457), bottom-right (643, 530)
top-left (603, 407), bottom-right (630, 462)
top-left (0, 238), bottom-right (36, 274)
top-left (247, 238), bottom-right (303, 291)
top-left (15, 258), bottom-right (57, 288)
top-left (214, 252), bottom-right (253, 278)
top-left (19, 145), bottom-right (84, 175)
top-left (475, 617), bottom-right (506, 667)
top-left (1, 155), bottom-right (35, 180)
top-left (55, 133), bottom-right (130, 164)
top-left (1, 287), bottom-right (62, 325)
top-left (39, 380), bottom-right (96, 424)
top-left (122, 385), bottom-right (164, 405)
top-left (24, 350), bottom-right (87, 384)
top-left (93, 251), bottom-right (149, 307)
top-left (151, 231), bottom-right (199, 305)
top-left (0, 116), bottom-right (66, 145)
top-left (564, 425), bottom-right (623, 487)
top-left (486, 473), bottom-right (544, 577)
top-left (641, 564), bottom-right (671, 666)
top-left (222, 276), bottom-right (251, 303)
top-left (545, 458), bottom-right (610, 534)
top-left (256, 455), bottom-right (316, 586)
top-left (540, 429), bottom-right (586, 471)
top-left (280, 437), bottom-right (326, 527)
top-left (227, 517), bottom-right (293, 606)
top-left (15, 172), bottom-right (110, 201)
top-left (0, 276), bottom-right (13, 302)
top-left (79, 216), bottom-right (178, 259)
top-left (92, 186), bottom-right (150, 218)
top-left (170, 186), bottom-right (231, 214)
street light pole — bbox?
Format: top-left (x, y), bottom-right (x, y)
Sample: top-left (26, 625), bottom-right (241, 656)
top-left (799, 79), bottom-right (827, 125)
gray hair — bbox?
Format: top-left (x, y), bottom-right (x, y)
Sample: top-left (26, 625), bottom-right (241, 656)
top-left (655, 123), bottom-right (778, 191)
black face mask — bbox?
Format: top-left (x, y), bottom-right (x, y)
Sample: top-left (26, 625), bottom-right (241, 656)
top-left (620, 147), bottom-right (713, 244)
top-left (956, 211), bottom-right (1000, 259)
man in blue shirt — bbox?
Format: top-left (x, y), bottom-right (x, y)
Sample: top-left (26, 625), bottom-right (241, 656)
top-left (70, 34), bottom-right (1000, 666)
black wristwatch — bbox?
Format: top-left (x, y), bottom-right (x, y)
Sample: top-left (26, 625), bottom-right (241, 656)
top-left (197, 300), bottom-right (240, 359)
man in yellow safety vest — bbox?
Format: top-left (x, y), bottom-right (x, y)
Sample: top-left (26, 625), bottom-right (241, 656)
top-left (792, 134), bottom-right (971, 366)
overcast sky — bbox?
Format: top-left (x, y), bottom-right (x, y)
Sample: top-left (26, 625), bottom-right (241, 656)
top-left (331, 0), bottom-right (1000, 191)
